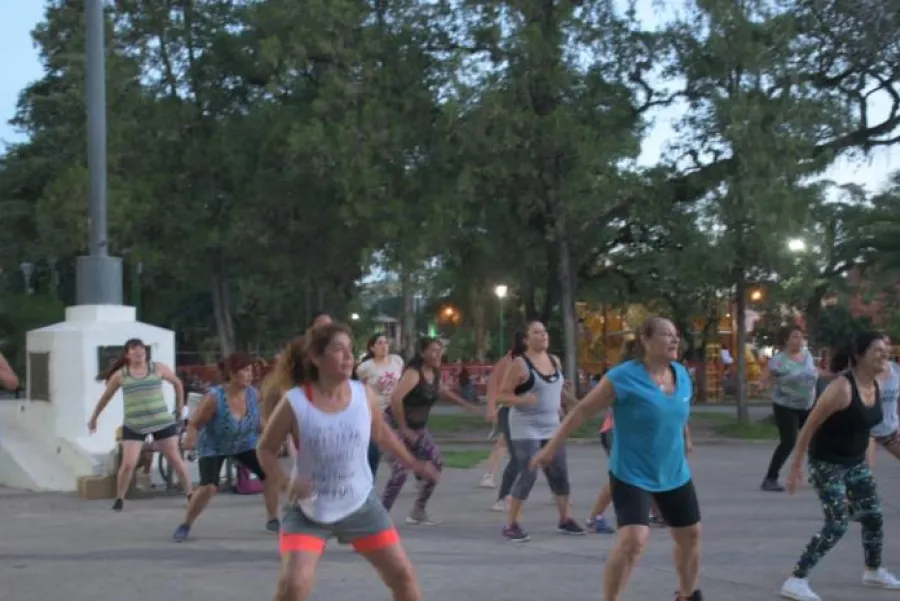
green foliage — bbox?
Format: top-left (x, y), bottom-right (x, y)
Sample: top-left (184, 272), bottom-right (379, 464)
top-left (816, 305), bottom-right (874, 351)
top-left (1, 0), bottom-right (898, 363)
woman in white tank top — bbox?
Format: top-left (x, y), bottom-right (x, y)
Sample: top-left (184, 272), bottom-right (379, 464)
top-left (257, 322), bottom-right (438, 601)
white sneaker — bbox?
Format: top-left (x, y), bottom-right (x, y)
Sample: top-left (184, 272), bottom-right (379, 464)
top-left (480, 474), bottom-right (496, 488)
top-left (863, 567), bottom-right (900, 589)
top-left (491, 499), bottom-right (506, 512)
top-left (780, 576), bottom-right (821, 601)
top-left (406, 509), bottom-right (441, 526)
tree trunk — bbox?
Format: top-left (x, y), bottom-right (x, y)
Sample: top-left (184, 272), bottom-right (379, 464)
top-left (735, 270), bottom-right (749, 422)
top-left (558, 236), bottom-right (579, 393)
top-left (473, 291), bottom-right (487, 362)
top-left (211, 275), bottom-right (236, 356)
top-left (400, 267), bottom-right (416, 360)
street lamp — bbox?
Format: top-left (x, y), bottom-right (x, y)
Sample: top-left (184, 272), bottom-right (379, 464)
top-left (787, 238), bottom-right (806, 253)
top-left (494, 285), bottom-right (508, 356)
top-left (350, 313), bottom-right (360, 321)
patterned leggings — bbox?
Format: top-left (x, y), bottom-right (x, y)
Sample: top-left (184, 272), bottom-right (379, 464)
top-left (381, 427), bottom-right (444, 512)
top-left (793, 459), bottom-right (883, 578)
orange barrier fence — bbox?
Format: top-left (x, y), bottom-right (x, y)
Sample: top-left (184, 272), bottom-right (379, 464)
top-left (178, 361), bottom-right (495, 397)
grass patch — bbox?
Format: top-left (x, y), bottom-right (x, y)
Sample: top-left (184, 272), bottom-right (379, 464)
top-left (691, 410), bottom-right (778, 440)
top-left (442, 449), bottom-right (491, 469)
top-left (425, 412), bottom-right (604, 439)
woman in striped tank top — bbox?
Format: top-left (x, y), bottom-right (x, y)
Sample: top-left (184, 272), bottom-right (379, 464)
top-left (88, 338), bottom-right (194, 511)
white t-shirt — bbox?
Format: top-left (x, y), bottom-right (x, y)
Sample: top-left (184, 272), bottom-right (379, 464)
top-left (356, 355), bottom-right (404, 411)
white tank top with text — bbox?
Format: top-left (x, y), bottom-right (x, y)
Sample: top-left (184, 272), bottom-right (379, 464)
top-left (286, 380), bottom-right (373, 524)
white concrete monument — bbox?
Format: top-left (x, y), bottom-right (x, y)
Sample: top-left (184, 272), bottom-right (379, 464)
top-left (0, 305), bottom-right (175, 491)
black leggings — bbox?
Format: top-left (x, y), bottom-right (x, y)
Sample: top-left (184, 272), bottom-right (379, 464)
top-left (497, 407), bottom-right (518, 500)
top-left (765, 403), bottom-right (809, 480)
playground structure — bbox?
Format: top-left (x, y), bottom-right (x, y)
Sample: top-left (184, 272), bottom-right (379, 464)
top-left (575, 302), bottom-right (763, 401)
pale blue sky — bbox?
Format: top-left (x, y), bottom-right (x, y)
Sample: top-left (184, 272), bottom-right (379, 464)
top-left (1, 1), bottom-right (896, 193)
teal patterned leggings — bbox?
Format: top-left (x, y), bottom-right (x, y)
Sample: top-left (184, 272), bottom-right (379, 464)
top-left (793, 459), bottom-right (883, 578)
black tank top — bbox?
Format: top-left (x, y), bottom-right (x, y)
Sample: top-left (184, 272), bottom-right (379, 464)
top-left (809, 373), bottom-right (883, 466)
top-left (402, 367), bottom-right (440, 429)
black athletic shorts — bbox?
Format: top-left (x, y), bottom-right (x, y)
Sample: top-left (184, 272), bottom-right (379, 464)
top-left (121, 423), bottom-right (179, 442)
top-left (198, 449), bottom-right (266, 486)
top-left (609, 472), bottom-right (700, 528)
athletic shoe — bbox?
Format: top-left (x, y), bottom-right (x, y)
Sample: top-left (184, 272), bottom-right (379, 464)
top-left (675, 590), bottom-right (703, 601)
top-left (502, 523), bottom-right (530, 542)
top-left (480, 474), bottom-right (496, 488)
top-left (111, 498), bottom-right (124, 512)
top-left (558, 518), bottom-right (586, 535)
top-left (586, 516), bottom-right (615, 533)
top-left (780, 576), bottom-right (820, 601)
top-left (761, 478), bottom-right (785, 492)
top-left (406, 509), bottom-right (441, 525)
top-left (491, 499), bottom-right (506, 512)
top-left (172, 523), bottom-right (191, 542)
top-left (265, 518), bottom-right (280, 533)
top-left (863, 567), bottom-right (900, 588)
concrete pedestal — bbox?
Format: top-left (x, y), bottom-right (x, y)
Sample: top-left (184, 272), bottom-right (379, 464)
top-left (0, 305), bottom-right (175, 491)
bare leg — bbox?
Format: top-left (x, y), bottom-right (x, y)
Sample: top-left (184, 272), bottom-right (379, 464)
top-left (262, 477), bottom-right (280, 520)
top-left (670, 523), bottom-right (702, 598)
top-left (274, 550), bottom-right (321, 601)
top-left (361, 542), bottom-right (423, 601)
top-left (590, 482), bottom-right (612, 519)
top-left (117, 441), bottom-right (143, 500)
top-left (182, 484), bottom-right (217, 526)
top-left (485, 436), bottom-right (506, 478)
top-left (158, 437), bottom-right (194, 496)
top-left (602, 525), bottom-right (649, 601)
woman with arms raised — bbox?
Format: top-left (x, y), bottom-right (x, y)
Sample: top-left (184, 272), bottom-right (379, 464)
top-left (257, 323), bottom-right (438, 601)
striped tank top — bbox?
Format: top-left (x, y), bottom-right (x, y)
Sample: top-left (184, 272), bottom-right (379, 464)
top-left (122, 363), bottom-right (174, 434)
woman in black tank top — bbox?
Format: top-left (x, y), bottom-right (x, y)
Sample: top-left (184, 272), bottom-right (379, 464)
top-left (381, 337), bottom-right (480, 525)
top-left (778, 330), bottom-right (900, 600)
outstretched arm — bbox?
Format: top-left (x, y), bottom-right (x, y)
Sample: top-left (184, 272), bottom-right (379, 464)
top-left (542, 377), bottom-right (616, 457)
top-left (0, 352), bottom-right (18, 391)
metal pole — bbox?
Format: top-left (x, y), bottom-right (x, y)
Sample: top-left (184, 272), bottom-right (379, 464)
top-left (498, 298), bottom-right (505, 356)
top-left (76, 0), bottom-right (123, 305)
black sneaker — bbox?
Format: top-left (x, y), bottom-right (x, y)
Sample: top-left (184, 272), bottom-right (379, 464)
top-left (502, 523), bottom-right (530, 542)
top-left (172, 523), bottom-right (190, 542)
top-left (558, 518), bottom-right (586, 535)
top-left (111, 498), bottom-right (124, 512)
top-left (675, 589), bottom-right (703, 601)
top-left (265, 518), bottom-right (280, 533)
top-left (760, 478), bottom-right (785, 492)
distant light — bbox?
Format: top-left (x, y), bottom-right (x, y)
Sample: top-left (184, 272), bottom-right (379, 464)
top-left (787, 238), bottom-right (806, 253)
top-left (443, 307), bottom-right (454, 317)
top-left (350, 313), bottom-right (360, 321)
top-left (750, 289), bottom-right (763, 302)
top-left (494, 285), bottom-right (508, 299)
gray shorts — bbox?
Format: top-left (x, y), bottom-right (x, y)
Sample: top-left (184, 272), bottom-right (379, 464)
top-left (280, 491), bottom-right (398, 554)
top-left (509, 438), bottom-right (570, 500)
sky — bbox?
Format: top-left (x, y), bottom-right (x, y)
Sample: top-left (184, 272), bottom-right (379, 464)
top-left (1, 2), bottom-right (897, 194)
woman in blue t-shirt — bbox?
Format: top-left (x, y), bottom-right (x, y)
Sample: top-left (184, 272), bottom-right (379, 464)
top-left (532, 316), bottom-right (701, 601)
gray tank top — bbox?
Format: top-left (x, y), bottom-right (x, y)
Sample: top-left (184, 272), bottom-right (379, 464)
top-left (871, 361), bottom-right (900, 437)
top-left (508, 355), bottom-right (563, 440)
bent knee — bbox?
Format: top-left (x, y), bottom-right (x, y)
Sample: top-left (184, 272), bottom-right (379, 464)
top-left (384, 559), bottom-right (418, 591)
top-left (673, 523), bottom-right (702, 546)
top-left (616, 526), bottom-right (650, 559)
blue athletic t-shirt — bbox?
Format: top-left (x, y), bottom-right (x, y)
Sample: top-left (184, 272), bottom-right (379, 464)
top-left (606, 360), bottom-right (692, 492)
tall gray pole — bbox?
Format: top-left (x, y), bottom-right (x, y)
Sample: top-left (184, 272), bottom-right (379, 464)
top-left (76, 0), bottom-right (123, 305)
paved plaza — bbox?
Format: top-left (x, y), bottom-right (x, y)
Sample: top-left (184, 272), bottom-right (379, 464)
top-left (2, 443), bottom-right (900, 601)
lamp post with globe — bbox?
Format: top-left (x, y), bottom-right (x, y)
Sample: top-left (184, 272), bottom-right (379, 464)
top-left (494, 285), bottom-right (508, 356)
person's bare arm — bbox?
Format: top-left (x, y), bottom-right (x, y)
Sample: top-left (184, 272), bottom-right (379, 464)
top-left (156, 363), bottom-right (185, 415)
top-left (790, 378), bottom-right (851, 470)
top-left (496, 359), bottom-right (536, 406)
top-left (88, 371), bottom-right (124, 428)
top-left (684, 424), bottom-right (693, 455)
top-left (389, 369), bottom-right (420, 432)
top-left (485, 358), bottom-right (508, 417)
top-left (0, 352), bottom-right (18, 391)
top-left (439, 382), bottom-right (481, 414)
top-left (541, 377), bottom-right (616, 458)
top-left (182, 393), bottom-right (217, 448)
top-left (257, 397), bottom-right (297, 487)
top-left (867, 437), bottom-right (877, 469)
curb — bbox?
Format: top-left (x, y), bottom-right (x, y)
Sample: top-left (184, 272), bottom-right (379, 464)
top-left (433, 437), bottom-right (774, 446)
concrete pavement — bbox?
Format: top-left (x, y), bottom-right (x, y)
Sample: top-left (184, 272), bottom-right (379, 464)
top-left (2, 443), bottom-right (900, 601)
